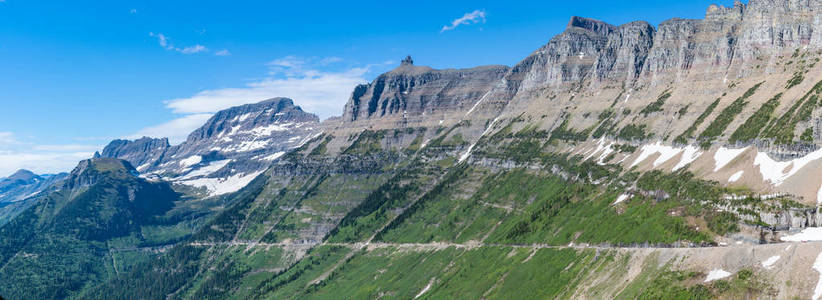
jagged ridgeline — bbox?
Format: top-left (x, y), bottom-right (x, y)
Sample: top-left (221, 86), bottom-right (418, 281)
top-left (11, 0), bottom-right (822, 299)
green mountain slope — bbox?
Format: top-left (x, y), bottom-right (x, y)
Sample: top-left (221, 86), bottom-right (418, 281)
top-left (0, 158), bottom-right (181, 299)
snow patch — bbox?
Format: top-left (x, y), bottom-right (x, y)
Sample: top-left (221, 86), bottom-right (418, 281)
top-left (225, 140), bottom-right (269, 152)
top-left (177, 159), bottom-right (231, 180)
top-left (814, 251), bottom-right (822, 300)
top-left (755, 148), bottom-right (822, 186)
top-left (459, 116), bottom-right (500, 163)
top-left (629, 142), bottom-right (682, 168)
top-left (818, 184), bottom-right (822, 206)
top-left (261, 151), bottom-right (285, 161)
top-left (728, 171), bottom-right (743, 183)
top-left (180, 155), bottom-right (202, 168)
top-left (672, 146), bottom-right (702, 171)
top-left (704, 269), bottom-right (732, 282)
top-left (415, 278), bottom-right (435, 299)
top-left (584, 139), bottom-right (612, 162)
top-left (781, 227), bottom-right (822, 242)
top-left (465, 88), bottom-right (494, 117)
top-left (136, 163), bottom-right (151, 172)
top-left (249, 123), bottom-right (293, 137)
top-left (761, 255), bottom-right (780, 269)
top-left (614, 194), bottom-right (630, 205)
top-left (237, 112), bottom-right (255, 122)
top-left (713, 147), bottom-right (747, 172)
top-left (179, 170), bottom-right (264, 196)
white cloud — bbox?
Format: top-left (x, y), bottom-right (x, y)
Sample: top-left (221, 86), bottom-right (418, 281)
top-left (441, 10), bottom-right (486, 32)
top-left (32, 144), bottom-right (102, 152)
top-left (0, 151), bottom-right (93, 177)
top-left (150, 32), bottom-right (171, 48)
top-left (149, 32), bottom-right (211, 55)
top-left (179, 44), bottom-right (207, 54)
top-left (164, 56), bottom-right (390, 120)
top-left (0, 132), bottom-right (97, 176)
top-left (215, 49), bottom-right (231, 56)
top-left (129, 113), bottom-right (213, 144)
top-left (128, 56), bottom-right (391, 149)
top-left (0, 132), bottom-right (18, 145)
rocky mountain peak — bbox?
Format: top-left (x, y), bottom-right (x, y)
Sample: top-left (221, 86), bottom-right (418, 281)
top-left (186, 97), bottom-right (317, 143)
top-left (6, 169), bottom-right (39, 183)
top-left (64, 158), bottom-right (137, 190)
top-left (566, 16), bottom-right (616, 35)
top-left (101, 98), bottom-right (321, 196)
top-left (342, 59), bottom-right (510, 123)
top-left (401, 55), bottom-right (414, 66)
top-left (705, 2), bottom-right (744, 20)
top-left (72, 158), bottom-right (136, 176)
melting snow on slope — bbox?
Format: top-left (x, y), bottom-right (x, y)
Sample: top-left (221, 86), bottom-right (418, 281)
top-left (225, 140), bottom-right (270, 152)
top-left (177, 159), bottom-right (232, 180)
top-left (814, 252), bottom-right (822, 300)
top-left (713, 147), bottom-right (747, 172)
top-left (818, 184), bottom-right (822, 206)
top-left (179, 170), bottom-right (264, 196)
top-left (236, 112), bottom-right (255, 122)
top-left (584, 139), bottom-right (615, 164)
top-left (781, 228), bottom-right (822, 242)
top-left (414, 278), bottom-right (435, 299)
top-left (728, 171), bottom-right (744, 183)
top-left (761, 255), bottom-right (780, 269)
top-left (754, 148), bottom-right (822, 186)
top-left (180, 155), bottom-right (202, 167)
top-left (249, 123), bottom-right (293, 137)
top-left (672, 146), bottom-right (702, 171)
top-left (704, 269), bottom-right (732, 282)
top-left (464, 87), bottom-right (494, 117)
top-left (629, 142), bottom-right (682, 168)
top-left (614, 194), bottom-right (630, 205)
top-left (136, 163), bottom-right (151, 172)
top-left (260, 151), bottom-right (286, 161)
top-left (459, 116), bottom-right (500, 163)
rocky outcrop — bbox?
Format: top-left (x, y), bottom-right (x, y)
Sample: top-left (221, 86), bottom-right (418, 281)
top-left (101, 137), bottom-right (170, 171)
top-left (341, 58), bottom-right (509, 123)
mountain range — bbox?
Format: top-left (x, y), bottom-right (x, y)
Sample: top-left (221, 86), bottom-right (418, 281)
top-left (7, 1), bottom-right (822, 298)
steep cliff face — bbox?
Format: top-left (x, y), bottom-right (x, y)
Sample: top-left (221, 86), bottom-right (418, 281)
top-left (102, 98), bottom-right (320, 196)
top-left (101, 137), bottom-right (170, 171)
top-left (513, 17), bottom-right (647, 93)
top-left (341, 61), bottom-right (509, 124)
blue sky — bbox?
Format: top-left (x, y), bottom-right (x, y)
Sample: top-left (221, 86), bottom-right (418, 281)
top-left (0, 0), bottom-right (740, 175)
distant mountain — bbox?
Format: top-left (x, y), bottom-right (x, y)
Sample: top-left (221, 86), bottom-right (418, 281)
top-left (0, 158), bottom-right (181, 299)
top-left (0, 169), bottom-right (67, 203)
top-left (101, 97), bottom-right (320, 196)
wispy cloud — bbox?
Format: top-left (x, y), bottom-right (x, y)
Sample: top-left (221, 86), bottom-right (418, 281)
top-left (149, 32), bottom-right (212, 55)
top-left (129, 113), bottom-right (213, 144)
top-left (214, 49), bottom-right (231, 56)
top-left (0, 132), bottom-right (99, 176)
top-left (0, 151), bottom-right (94, 177)
top-left (130, 56), bottom-right (393, 145)
top-left (0, 132), bottom-right (18, 145)
top-left (441, 10), bottom-right (486, 32)
top-left (165, 56), bottom-right (388, 119)
top-left (179, 44), bottom-right (208, 54)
